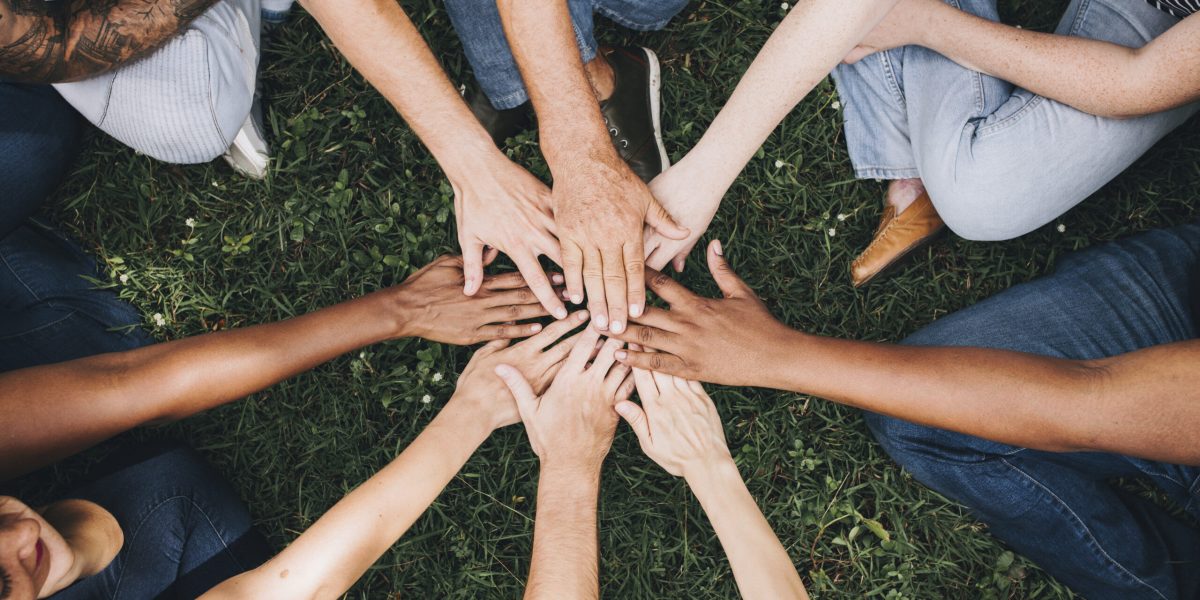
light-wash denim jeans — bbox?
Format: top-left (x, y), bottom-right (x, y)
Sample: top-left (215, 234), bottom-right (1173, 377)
top-left (865, 221), bottom-right (1200, 599)
top-left (444, 0), bottom-right (688, 110)
top-left (831, 0), bottom-right (1198, 241)
top-left (53, 0), bottom-right (262, 164)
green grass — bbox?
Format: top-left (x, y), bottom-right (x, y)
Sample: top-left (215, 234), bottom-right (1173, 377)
top-left (17, 0), bottom-right (1200, 597)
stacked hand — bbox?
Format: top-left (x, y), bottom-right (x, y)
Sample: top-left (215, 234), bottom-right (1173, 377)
top-left (642, 162), bottom-right (723, 273)
top-left (616, 369), bottom-right (732, 478)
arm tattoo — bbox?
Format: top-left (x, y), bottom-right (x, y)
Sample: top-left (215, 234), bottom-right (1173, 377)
top-left (0, 0), bottom-right (218, 82)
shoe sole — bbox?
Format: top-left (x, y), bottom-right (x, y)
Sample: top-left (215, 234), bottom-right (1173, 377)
top-left (852, 227), bottom-right (944, 288)
top-left (643, 48), bottom-right (670, 171)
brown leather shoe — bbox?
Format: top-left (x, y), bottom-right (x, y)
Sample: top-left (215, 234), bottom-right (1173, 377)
top-left (850, 192), bottom-right (945, 287)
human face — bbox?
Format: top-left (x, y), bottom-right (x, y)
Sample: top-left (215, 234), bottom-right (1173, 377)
top-left (0, 497), bottom-right (74, 600)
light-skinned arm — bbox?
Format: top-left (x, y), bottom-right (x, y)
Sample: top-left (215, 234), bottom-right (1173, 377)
top-left (299, 0), bottom-right (567, 317)
top-left (496, 0), bottom-right (689, 335)
top-left (845, 0), bottom-right (1200, 118)
top-left (0, 255), bottom-right (551, 480)
top-left (643, 1), bottom-right (898, 271)
top-left (495, 327), bottom-right (634, 599)
top-left (616, 371), bottom-right (807, 600)
top-left (201, 314), bottom-right (589, 599)
top-left (612, 241), bottom-right (1200, 466)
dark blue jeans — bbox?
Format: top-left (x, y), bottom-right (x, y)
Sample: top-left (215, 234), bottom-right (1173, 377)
top-left (51, 443), bottom-right (271, 599)
top-left (0, 82), bottom-right (151, 372)
top-left (444, 0), bottom-right (688, 109)
top-left (865, 222), bottom-right (1200, 599)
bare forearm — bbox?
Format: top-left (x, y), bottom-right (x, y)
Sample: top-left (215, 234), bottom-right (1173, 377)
top-left (918, 4), bottom-right (1200, 117)
top-left (495, 0), bottom-right (612, 170)
top-left (0, 290), bottom-right (406, 479)
top-left (525, 463), bottom-right (601, 600)
top-left (300, 0), bottom-right (502, 183)
top-left (204, 403), bottom-right (492, 599)
top-left (677, 1), bottom-right (896, 193)
top-left (687, 460), bottom-right (807, 600)
top-left (0, 0), bottom-right (216, 82)
top-left (769, 331), bottom-right (1200, 464)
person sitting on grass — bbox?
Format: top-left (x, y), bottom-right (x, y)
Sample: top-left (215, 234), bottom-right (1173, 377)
top-left (641, 0), bottom-right (1198, 288)
top-left (0, 255), bottom-right (559, 598)
top-left (610, 233), bottom-right (1200, 599)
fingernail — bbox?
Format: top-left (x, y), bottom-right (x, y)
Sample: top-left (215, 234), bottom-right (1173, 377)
top-left (552, 273), bottom-right (565, 284)
top-left (595, 314), bottom-right (609, 330)
top-left (616, 350), bottom-right (627, 360)
top-left (576, 310), bottom-right (590, 321)
top-left (611, 321), bottom-right (624, 333)
top-left (531, 323), bottom-right (543, 332)
top-left (570, 294), bottom-right (583, 304)
top-left (630, 304), bottom-right (642, 318)
top-left (553, 307), bottom-right (568, 319)
top-left (713, 240), bottom-right (723, 256)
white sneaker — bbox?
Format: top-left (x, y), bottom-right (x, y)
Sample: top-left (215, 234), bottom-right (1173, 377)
top-left (222, 98), bottom-right (269, 179)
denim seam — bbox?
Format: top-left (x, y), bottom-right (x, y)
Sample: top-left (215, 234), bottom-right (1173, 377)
top-left (853, 166), bottom-right (921, 181)
top-left (1000, 457), bottom-right (1170, 600)
top-left (0, 311), bottom-right (76, 341)
top-left (0, 249), bottom-right (48, 304)
top-left (490, 88), bottom-right (531, 110)
top-left (199, 31), bottom-right (234, 152)
top-left (112, 495), bottom-right (244, 598)
top-left (593, 7), bottom-right (672, 32)
top-left (878, 51), bottom-right (907, 110)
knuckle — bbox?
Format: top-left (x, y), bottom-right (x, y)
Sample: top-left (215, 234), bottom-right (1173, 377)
top-left (515, 289), bottom-right (532, 303)
top-left (650, 354), bottom-right (665, 370)
top-left (506, 305), bottom-right (521, 319)
top-left (650, 271), bottom-right (672, 289)
top-left (637, 327), bottom-right (654, 344)
top-left (624, 259), bottom-right (645, 275)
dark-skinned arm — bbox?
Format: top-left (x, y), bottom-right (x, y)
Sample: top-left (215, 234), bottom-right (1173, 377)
top-left (611, 241), bottom-right (1200, 466)
top-left (0, 256), bottom-right (550, 480)
top-left (0, 0), bottom-right (216, 82)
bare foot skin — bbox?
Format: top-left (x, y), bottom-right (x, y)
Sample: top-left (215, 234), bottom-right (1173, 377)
top-left (886, 178), bottom-right (926, 215)
top-left (585, 51), bottom-right (616, 102)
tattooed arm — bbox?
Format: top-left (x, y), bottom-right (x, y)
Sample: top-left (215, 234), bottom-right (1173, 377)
top-left (0, 0), bottom-right (214, 83)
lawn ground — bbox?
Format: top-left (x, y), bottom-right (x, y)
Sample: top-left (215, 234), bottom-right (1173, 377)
top-left (15, 0), bottom-right (1200, 597)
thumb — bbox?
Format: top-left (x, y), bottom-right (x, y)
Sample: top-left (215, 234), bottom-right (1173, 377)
top-left (496, 364), bottom-right (537, 419)
top-left (462, 239), bottom-right (486, 295)
top-left (705, 240), bottom-right (750, 298)
top-left (615, 400), bottom-right (651, 445)
top-left (645, 197), bottom-right (689, 241)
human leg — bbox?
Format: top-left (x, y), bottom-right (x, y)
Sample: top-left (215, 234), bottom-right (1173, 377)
top-left (52, 442), bottom-right (272, 599)
top-left (52, 0), bottom-right (263, 167)
top-left (865, 222), bottom-right (1200, 598)
top-left (0, 82), bottom-right (82, 238)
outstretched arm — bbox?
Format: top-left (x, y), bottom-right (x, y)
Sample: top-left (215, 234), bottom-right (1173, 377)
top-left (617, 371), bottom-right (807, 600)
top-left (612, 241), bottom-right (1200, 466)
top-left (0, 256), bottom-right (549, 480)
top-left (846, 0), bottom-right (1200, 118)
top-left (0, 0), bottom-right (216, 82)
top-left (299, 0), bottom-right (567, 317)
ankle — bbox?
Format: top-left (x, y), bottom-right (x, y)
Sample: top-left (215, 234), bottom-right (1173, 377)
top-left (886, 178), bottom-right (926, 215)
top-left (585, 52), bottom-right (616, 102)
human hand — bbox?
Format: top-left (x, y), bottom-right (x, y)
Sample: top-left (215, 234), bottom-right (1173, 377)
top-left (610, 240), bottom-right (793, 387)
top-left (642, 163), bottom-right (723, 273)
top-left (843, 0), bottom-right (932, 64)
top-left (390, 255), bottom-right (556, 345)
top-left (448, 311), bottom-right (591, 430)
top-left (495, 328), bottom-right (634, 470)
top-left (554, 154), bottom-right (689, 335)
top-left (615, 371), bottom-right (732, 478)
top-left (454, 155), bottom-right (569, 320)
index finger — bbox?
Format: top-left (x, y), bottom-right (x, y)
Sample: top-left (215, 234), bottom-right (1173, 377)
top-left (623, 243), bottom-right (646, 320)
top-left (514, 254), bottom-right (568, 319)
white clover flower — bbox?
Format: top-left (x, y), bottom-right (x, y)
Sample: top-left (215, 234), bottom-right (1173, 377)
top-left (432, 372), bottom-right (443, 383)
top-left (836, 213), bottom-right (848, 222)
top-left (185, 217), bottom-right (197, 228)
top-left (1057, 223), bottom-right (1066, 233)
top-left (780, 2), bottom-right (789, 10)
top-left (153, 313), bottom-right (166, 327)
top-left (827, 228), bottom-right (837, 237)
top-left (774, 159), bottom-right (785, 169)
top-left (421, 394), bottom-right (432, 404)
top-left (119, 273), bottom-right (129, 284)
top-left (831, 100), bottom-right (841, 110)
top-left (211, 181), bottom-right (219, 187)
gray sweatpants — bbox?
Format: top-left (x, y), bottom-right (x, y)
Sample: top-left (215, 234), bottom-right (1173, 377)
top-left (54, 0), bottom-right (261, 164)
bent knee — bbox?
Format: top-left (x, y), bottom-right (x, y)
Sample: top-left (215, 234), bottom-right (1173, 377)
top-left (922, 178), bottom-right (1076, 242)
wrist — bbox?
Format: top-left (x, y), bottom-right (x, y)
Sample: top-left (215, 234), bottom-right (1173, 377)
top-left (540, 454), bottom-right (605, 482)
top-left (440, 142), bottom-right (512, 190)
top-left (758, 326), bottom-right (812, 391)
top-left (541, 127), bottom-right (621, 177)
top-left (682, 456), bottom-right (742, 498)
top-left (376, 287), bottom-right (417, 340)
top-left (431, 399), bottom-right (496, 444)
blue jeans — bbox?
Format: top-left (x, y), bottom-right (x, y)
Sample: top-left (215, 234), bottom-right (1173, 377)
top-left (0, 82), bottom-right (152, 372)
top-left (444, 0), bottom-right (688, 110)
top-left (831, 0), bottom-right (1198, 241)
top-left (51, 442), bottom-right (272, 599)
top-left (865, 222), bottom-right (1200, 599)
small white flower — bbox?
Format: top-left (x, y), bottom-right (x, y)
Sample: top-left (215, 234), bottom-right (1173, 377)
top-left (421, 394), bottom-right (432, 404)
top-left (119, 273), bottom-right (129, 284)
top-left (432, 372), bottom-right (443, 383)
top-left (780, 2), bottom-right (789, 9)
top-left (774, 159), bottom-right (785, 169)
top-left (185, 217), bottom-right (196, 228)
top-left (827, 228), bottom-right (837, 237)
top-left (1057, 223), bottom-right (1066, 233)
top-left (836, 213), bottom-right (848, 222)
top-left (211, 181), bottom-right (219, 187)
top-left (831, 100), bottom-right (841, 110)
top-left (153, 313), bottom-right (166, 327)
top-left (359, 351), bottom-right (367, 359)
